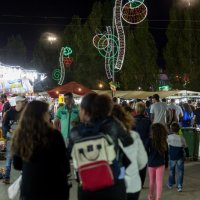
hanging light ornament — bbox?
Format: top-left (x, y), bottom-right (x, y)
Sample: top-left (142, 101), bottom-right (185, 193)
top-left (93, 0), bottom-right (148, 80)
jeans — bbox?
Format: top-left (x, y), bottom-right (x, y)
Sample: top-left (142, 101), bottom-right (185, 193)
top-left (168, 159), bottom-right (184, 189)
top-left (5, 140), bottom-right (12, 179)
top-left (148, 165), bottom-right (165, 200)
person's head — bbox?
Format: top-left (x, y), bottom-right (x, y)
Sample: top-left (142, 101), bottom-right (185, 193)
top-left (111, 104), bottom-right (134, 131)
top-left (11, 101), bottom-right (52, 161)
top-left (129, 101), bottom-right (134, 108)
top-left (197, 102), bottom-right (200, 108)
top-left (79, 93), bottom-right (97, 122)
top-left (92, 94), bottom-right (113, 120)
top-left (145, 100), bottom-right (151, 108)
top-left (112, 97), bottom-right (118, 104)
top-left (124, 106), bottom-right (133, 113)
top-left (135, 102), bottom-right (145, 115)
top-left (15, 96), bottom-right (27, 112)
top-left (162, 98), bottom-right (167, 103)
top-left (183, 103), bottom-right (192, 113)
top-left (1, 94), bottom-right (7, 103)
top-left (152, 94), bottom-right (160, 103)
top-left (151, 123), bottom-right (168, 155)
top-left (188, 100), bottom-right (192, 104)
top-left (170, 122), bottom-right (180, 134)
top-left (170, 99), bottom-right (175, 104)
top-left (121, 100), bottom-right (128, 107)
top-left (64, 92), bottom-right (74, 106)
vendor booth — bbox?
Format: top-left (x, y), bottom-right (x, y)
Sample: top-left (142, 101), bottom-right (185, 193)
top-left (0, 62), bottom-right (46, 94)
top-left (48, 81), bottom-right (94, 98)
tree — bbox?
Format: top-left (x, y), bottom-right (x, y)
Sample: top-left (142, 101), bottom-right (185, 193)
top-left (0, 35), bottom-right (27, 67)
top-left (120, 20), bottom-right (158, 90)
top-left (164, 2), bottom-right (200, 90)
top-left (31, 38), bottom-right (61, 88)
top-left (62, 2), bottom-right (107, 89)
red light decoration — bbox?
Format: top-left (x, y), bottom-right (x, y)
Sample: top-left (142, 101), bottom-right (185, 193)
top-left (64, 57), bottom-right (73, 65)
top-left (122, 2), bottom-right (148, 24)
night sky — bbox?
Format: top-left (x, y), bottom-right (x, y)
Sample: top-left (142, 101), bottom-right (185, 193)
top-left (0, 0), bottom-right (173, 66)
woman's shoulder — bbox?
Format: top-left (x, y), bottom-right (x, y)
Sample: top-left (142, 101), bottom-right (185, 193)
top-left (130, 130), bottom-right (140, 140)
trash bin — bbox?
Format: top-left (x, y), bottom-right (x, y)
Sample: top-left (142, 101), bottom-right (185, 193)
top-left (181, 128), bottom-right (200, 161)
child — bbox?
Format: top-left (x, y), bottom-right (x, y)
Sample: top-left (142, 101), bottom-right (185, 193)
top-left (167, 122), bottom-right (188, 192)
top-left (148, 123), bottom-right (168, 200)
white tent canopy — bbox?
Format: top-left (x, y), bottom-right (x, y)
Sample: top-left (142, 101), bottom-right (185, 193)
top-left (93, 90), bottom-right (200, 99)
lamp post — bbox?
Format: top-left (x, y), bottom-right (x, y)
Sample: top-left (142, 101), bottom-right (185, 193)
top-left (47, 36), bottom-right (57, 44)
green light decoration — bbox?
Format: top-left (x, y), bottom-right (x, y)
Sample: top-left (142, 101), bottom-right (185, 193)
top-left (52, 68), bottom-right (61, 81)
top-left (52, 45), bottom-right (73, 85)
top-left (129, 0), bottom-right (144, 8)
top-left (159, 85), bottom-right (171, 91)
top-left (109, 59), bottom-right (121, 73)
top-left (98, 35), bottom-right (119, 59)
top-left (63, 47), bottom-right (73, 57)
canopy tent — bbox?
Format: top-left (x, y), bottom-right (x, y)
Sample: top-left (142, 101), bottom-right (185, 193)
top-left (48, 81), bottom-right (93, 98)
top-left (93, 90), bottom-right (195, 99)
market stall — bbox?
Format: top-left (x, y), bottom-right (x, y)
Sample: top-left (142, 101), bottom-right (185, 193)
top-left (48, 81), bottom-right (94, 98)
top-left (0, 62), bottom-right (46, 94)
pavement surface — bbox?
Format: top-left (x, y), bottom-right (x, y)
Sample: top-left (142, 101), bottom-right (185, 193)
top-left (0, 161), bottom-right (199, 200)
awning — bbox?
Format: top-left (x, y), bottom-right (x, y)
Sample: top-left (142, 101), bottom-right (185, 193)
top-left (48, 81), bottom-right (94, 98)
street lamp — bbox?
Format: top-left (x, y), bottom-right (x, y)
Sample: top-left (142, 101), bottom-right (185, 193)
top-left (179, 0), bottom-right (197, 7)
top-left (98, 83), bottom-right (103, 89)
top-left (47, 36), bottom-right (57, 44)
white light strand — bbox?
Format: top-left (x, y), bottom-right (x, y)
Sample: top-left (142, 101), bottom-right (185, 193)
top-left (114, 0), bottom-right (126, 71)
top-left (58, 47), bottom-right (65, 85)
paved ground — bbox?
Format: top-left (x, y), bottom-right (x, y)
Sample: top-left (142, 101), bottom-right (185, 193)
top-left (0, 161), bottom-right (199, 200)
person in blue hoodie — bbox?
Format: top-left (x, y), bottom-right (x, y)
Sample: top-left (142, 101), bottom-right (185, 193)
top-left (167, 122), bottom-right (189, 192)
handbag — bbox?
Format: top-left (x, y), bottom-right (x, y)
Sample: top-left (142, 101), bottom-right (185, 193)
top-left (8, 175), bottom-right (22, 200)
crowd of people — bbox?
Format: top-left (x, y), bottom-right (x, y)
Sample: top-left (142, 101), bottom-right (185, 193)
top-left (0, 92), bottom-right (198, 200)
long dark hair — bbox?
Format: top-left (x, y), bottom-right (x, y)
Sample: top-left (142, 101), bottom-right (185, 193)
top-left (151, 123), bottom-right (168, 155)
top-left (11, 101), bottom-right (53, 161)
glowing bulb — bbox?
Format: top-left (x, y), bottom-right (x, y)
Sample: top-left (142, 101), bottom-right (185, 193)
top-left (99, 83), bottom-right (103, 88)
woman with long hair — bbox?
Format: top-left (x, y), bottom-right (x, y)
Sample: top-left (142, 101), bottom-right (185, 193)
top-left (11, 101), bottom-right (70, 200)
top-left (69, 93), bottom-right (133, 200)
top-left (111, 104), bottom-right (147, 200)
top-left (148, 123), bottom-right (168, 200)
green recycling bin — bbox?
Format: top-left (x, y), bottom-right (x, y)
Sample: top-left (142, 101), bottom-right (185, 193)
top-left (181, 128), bottom-right (200, 161)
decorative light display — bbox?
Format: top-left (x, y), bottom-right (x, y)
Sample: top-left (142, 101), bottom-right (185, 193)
top-left (122, 0), bottom-right (148, 24)
top-left (93, 0), bottom-right (148, 83)
top-left (109, 81), bottom-right (120, 92)
top-left (52, 46), bottom-right (73, 85)
top-left (52, 69), bottom-right (61, 81)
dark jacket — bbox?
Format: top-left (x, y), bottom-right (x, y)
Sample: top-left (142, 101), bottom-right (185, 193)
top-left (4, 108), bottom-right (21, 137)
top-left (134, 114), bottom-right (151, 151)
top-left (69, 116), bottom-right (133, 152)
top-left (148, 139), bottom-right (168, 168)
top-left (13, 129), bottom-right (70, 200)
top-left (69, 116), bottom-right (133, 200)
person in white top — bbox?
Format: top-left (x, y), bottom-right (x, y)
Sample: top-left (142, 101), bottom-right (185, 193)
top-left (168, 99), bottom-right (183, 122)
top-left (150, 94), bottom-right (168, 125)
top-left (112, 104), bottom-right (148, 200)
